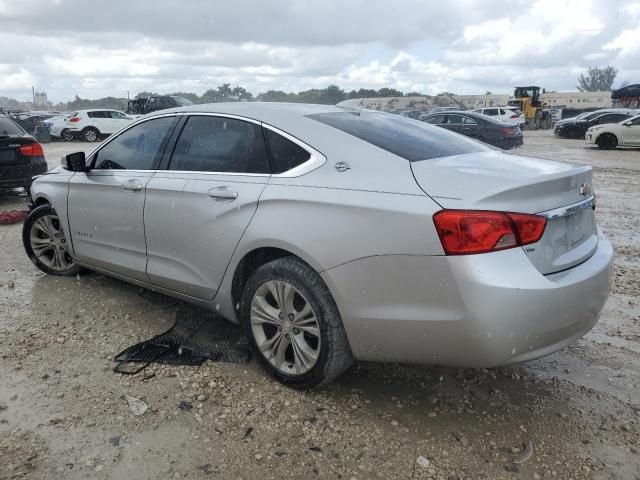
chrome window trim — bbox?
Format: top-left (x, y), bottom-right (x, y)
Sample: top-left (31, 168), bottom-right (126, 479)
top-left (541, 195), bottom-right (596, 219)
top-left (86, 111), bottom-right (326, 178)
top-left (260, 123), bottom-right (326, 178)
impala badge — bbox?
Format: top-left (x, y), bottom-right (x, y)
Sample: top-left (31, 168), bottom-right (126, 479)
top-left (334, 161), bottom-right (350, 172)
top-left (579, 183), bottom-right (591, 196)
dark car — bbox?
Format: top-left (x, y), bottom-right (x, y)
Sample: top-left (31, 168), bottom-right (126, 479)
top-left (554, 110), bottom-right (637, 138)
top-left (421, 111), bottom-right (523, 149)
top-left (126, 95), bottom-right (194, 115)
top-left (0, 115), bottom-right (47, 191)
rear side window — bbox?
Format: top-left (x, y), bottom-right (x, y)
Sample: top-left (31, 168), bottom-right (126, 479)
top-left (169, 116), bottom-right (270, 174)
top-left (424, 115), bottom-right (445, 124)
top-left (445, 114), bottom-right (464, 124)
top-left (0, 117), bottom-right (25, 135)
top-left (88, 111), bottom-right (110, 118)
top-left (484, 108), bottom-right (498, 116)
top-left (94, 116), bottom-right (177, 170)
top-left (264, 129), bottom-right (311, 174)
top-left (307, 111), bottom-right (487, 162)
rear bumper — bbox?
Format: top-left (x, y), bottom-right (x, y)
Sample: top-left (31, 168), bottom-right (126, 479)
top-left (321, 232), bottom-right (613, 367)
top-left (494, 136), bottom-right (523, 150)
top-left (0, 160), bottom-right (48, 188)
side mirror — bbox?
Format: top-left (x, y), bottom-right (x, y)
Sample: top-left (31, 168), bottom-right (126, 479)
top-left (623, 122), bottom-right (632, 127)
top-left (62, 151), bottom-right (88, 172)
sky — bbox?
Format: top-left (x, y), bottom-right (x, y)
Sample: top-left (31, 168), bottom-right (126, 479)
top-left (0, 0), bottom-right (639, 102)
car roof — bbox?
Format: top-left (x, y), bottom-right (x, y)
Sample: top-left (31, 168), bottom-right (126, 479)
top-left (147, 102), bottom-right (348, 134)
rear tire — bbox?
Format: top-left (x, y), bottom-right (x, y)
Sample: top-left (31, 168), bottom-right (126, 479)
top-left (240, 257), bottom-right (353, 389)
top-left (82, 127), bottom-right (99, 142)
top-left (596, 133), bottom-right (618, 150)
top-left (61, 129), bottom-right (75, 142)
top-left (22, 205), bottom-right (82, 276)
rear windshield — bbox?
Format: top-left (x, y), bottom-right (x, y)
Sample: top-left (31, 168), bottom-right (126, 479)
top-left (307, 111), bottom-right (488, 161)
top-left (0, 117), bottom-right (25, 136)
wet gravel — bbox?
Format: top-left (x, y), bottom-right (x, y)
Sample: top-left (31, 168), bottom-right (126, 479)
top-left (1, 132), bottom-right (639, 479)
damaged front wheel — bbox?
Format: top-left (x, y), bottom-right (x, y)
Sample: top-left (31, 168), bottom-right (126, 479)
top-left (22, 205), bottom-right (82, 276)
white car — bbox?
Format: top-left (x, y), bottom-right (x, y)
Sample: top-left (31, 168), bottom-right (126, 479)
top-left (43, 115), bottom-right (70, 140)
top-left (586, 114), bottom-right (640, 149)
top-left (61, 109), bottom-right (135, 142)
top-left (472, 106), bottom-right (525, 126)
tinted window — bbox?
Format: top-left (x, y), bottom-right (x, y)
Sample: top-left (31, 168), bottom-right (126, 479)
top-left (445, 114), bottom-right (464, 124)
top-left (0, 117), bottom-right (24, 135)
top-left (110, 111), bottom-right (128, 119)
top-left (484, 108), bottom-right (498, 116)
top-left (462, 116), bottom-right (477, 125)
top-left (595, 114), bottom-right (628, 124)
top-left (628, 116), bottom-right (640, 125)
top-left (94, 116), bottom-right (177, 170)
top-left (308, 111), bottom-right (487, 162)
top-left (424, 115), bottom-right (445, 124)
top-left (88, 111), bottom-right (110, 118)
top-left (264, 129), bottom-right (311, 174)
top-left (170, 116), bottom-right (269, 174)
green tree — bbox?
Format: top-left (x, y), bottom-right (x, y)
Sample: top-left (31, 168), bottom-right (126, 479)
top-left (576, 66), bottom-right (618, 92)
top-left (378, 87), bottom-right (404, 97)
top-left (135, 91), bottom-right (157, 99)
top-left (257, 90), bottom-right (293, 102)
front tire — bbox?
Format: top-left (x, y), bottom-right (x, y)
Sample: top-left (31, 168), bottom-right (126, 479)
top-left (240, 257), bottom-right (353, 389)
top-left (596, 133), bottom-right (618, 150)
top-left (22, 205), bottom-right (82, 276)
top-left (82, 127), bottom-right (99, 142)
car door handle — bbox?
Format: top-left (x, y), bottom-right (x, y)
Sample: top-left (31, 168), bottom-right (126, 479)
top-left (121, 179), bottom-right (142, 192)
top-left (207, 186), bottom-right (238, 201)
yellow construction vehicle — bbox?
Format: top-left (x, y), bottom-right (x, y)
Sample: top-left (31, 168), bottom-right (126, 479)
top-left (508, 86), bottom-right (552, 129)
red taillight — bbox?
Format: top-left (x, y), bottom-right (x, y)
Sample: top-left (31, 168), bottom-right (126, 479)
top-left (510, 114), bottom-right (519, 118)
top-left (500, 126), bottom-right (516, 134)
top-left (19, 143), bottom-right (44, 157)
top-left (433, 210), bottom-right (546, 255)
top-left (69, 117), bottom-right (80, 123)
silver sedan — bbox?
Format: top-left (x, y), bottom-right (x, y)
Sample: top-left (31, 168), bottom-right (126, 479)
top-left (23, 103), bottom-right (614, 388)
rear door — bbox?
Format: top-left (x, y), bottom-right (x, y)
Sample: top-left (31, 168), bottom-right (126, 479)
top-left (144, 114), bottom-right (271, 299)
top-left (67, 115), bottom-right (179, 280)
top-left (443, 114), bottom-right (465, 135)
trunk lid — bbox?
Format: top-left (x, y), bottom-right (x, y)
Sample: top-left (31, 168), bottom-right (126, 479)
top-left (412, 151), bottom-right (598, 274)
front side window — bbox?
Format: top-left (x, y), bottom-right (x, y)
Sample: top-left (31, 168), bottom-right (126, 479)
top-left (628, 116), bottom-right (640, 126)
top-left (169, 116), bottom-right (270, 174)
top-left (110, 111), bottom-right (127, 119)
top-left (307, 111), bottom-right (487, 162)
top-left (88, 111), bottom-right (109, 119)
top-left (264, 129), bottom-right (311, 174)
top-left (93, 116), bottom-right (177, 170)
top-left (462, 116), bottom-right (477, 125)
top-left (445, 114), bottom-right (464, 124)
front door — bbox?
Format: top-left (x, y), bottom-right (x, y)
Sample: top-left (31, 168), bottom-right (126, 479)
top-left (67, 115), bottom-right (179, 281)
top-left (144, 114), bottom-right (271, 299)
top-left (621, 116), bottom-right (640, 145)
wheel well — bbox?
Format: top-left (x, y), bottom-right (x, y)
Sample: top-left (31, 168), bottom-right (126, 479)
top-left (33, 197), bottom-right (50, 207)
top-left (231, 247), bottom-right (301, 312)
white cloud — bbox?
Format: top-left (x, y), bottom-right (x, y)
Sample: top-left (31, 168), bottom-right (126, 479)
top-left (0, 0), bottom-right (637, 101)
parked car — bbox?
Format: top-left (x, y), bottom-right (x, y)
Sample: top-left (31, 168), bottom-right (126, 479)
top-left (421, 110), bottom-right (523, 149)
top-left (126, 95), bottom-right (194, 115)
top-left (554, 109), bottom-right (638, 138)
top-left (61, 109), bottom-right (135, 142)
top-left (23, 103), bottom-right (613, 388)
top-left (471, 106), bottom-right (525, 127)
top-left (0, 115), bottom-right (47, 191)
top-left (586, 113), bottom-right (640, 149)
top-left (43, 115), bottom-right (72, 141)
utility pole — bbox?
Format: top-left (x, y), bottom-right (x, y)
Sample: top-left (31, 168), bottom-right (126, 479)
top-left (32, 86), bottom-right (36, 107)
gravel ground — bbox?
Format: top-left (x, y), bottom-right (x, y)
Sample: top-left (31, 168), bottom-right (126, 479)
top-left (0, 132), bottom-right (639, 480)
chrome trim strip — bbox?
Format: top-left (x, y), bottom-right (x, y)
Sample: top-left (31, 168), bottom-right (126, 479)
top-left (261, 123), bottom-right (326, 178)
top-left (541, 195), bottom-right (596, 219)
top-left (86, 111), bottom-right (326, 178)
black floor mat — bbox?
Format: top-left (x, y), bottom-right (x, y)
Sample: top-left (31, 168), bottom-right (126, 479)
top-left (114, 305), bottom-right (251, 374)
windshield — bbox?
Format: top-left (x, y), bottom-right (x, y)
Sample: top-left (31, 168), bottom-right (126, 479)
top-left (170, 96), bottom-right (194, 106)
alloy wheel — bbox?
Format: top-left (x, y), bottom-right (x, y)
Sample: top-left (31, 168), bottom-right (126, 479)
top-left (84, 129), bottom-right (98, 142)
top-left (29, 214), bottom-right (75, 272)
top-left (250, 280), bottom-right (321, 375)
